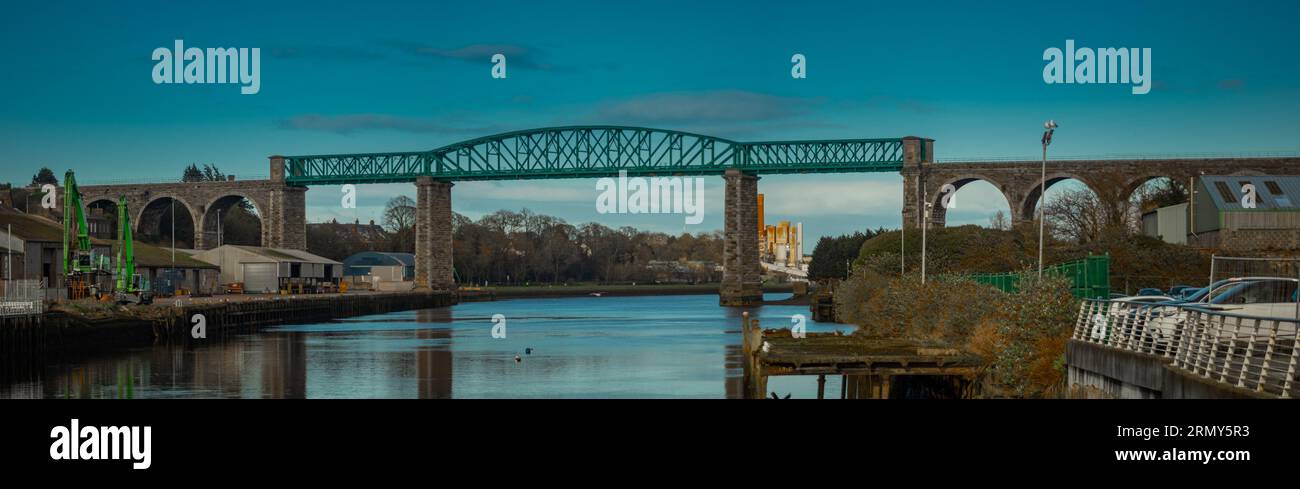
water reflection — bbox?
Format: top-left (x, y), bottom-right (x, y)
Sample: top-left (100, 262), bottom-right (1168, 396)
top-left (415, 309), bottom-right (453, 399)
top-left (260, 333), bottom-right (306, 399)
top-left (1, 294), bottom-right (848, 399)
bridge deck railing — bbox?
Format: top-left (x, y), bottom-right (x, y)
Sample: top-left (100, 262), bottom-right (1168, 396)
top-left (1073, 299), bottom-right (1299, 398)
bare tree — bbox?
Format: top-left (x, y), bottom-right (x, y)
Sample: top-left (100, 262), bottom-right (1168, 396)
top-left (383, 196), bottom-right (416, 232)
top-left (989, 210), bottom-right (1010, 230)
top-left (1042, 187), bottom-right (1115, 244)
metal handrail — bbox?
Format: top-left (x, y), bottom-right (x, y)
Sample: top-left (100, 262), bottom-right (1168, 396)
top-left (1074, 299), bottom-right (1299, 398)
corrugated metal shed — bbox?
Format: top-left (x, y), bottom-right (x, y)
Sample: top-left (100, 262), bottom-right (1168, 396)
top-left (1199, 175), bottom-right (1300, 211)
top-left (193, 245), bottom-right (343, 285)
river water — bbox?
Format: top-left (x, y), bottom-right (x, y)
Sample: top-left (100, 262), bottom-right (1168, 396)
top-left (2, 294), bottom-right (849, 399)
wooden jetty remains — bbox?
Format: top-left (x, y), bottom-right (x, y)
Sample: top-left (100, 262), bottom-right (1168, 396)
top-left (739, 312), bottom-right (983, 399)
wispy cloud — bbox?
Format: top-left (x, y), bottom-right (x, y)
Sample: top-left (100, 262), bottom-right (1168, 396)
top-left (384, 41), bottom-right (566, 71)
top-left (566, 90), bottom-right (837, 138)
top-left (1218, 79), bottom-right (1245, 90)
top-left (592, 90), bottom-right (814, 125)
top-left (277, 114), bottom-right (501, 135)
top-left (854, 95), bottom-right (937, 114)
top-left (268, 46), bottom-right (384, 62)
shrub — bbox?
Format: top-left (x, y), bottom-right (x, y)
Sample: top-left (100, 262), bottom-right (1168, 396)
top-left (967, 274), bottom-right (1077, 398)
top-left (836, 271), bottom-right (1002, 344)
top-left (834, 269), bottom-right (1077, 398)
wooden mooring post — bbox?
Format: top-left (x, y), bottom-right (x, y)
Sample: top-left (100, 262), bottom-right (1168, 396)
top-left (740, 311), bottom-right (769, 399)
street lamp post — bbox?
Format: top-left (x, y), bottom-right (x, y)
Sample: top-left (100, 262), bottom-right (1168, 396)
top-left (900, 186), bottom-right (906, 276)
top-left (1038, 120), bottom-right (1057, 278)
top-left (922, 201), bottom-right (931, 284)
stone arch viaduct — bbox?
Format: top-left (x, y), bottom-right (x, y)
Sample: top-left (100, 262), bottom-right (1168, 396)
top-left (65, 127), bottom-right (1300, 306)
top-left (78, 174), bottom-right (305, 251)
top-left (905, 153), bottom-right (1300, 229)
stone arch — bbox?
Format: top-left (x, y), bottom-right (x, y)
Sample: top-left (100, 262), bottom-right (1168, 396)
top-left (1017, 172), bottom-right (1102, 223)
top-left (1118, 173), bottom-right (1208, 235)
top-left (927, 174), bottom-right (1015, 227)
top-left (1120, 172), bottom-right (1199, 206)
top-left (135, 194), bottom-right (199, 249)
top-left (198, 192), bottom-right (266, 249)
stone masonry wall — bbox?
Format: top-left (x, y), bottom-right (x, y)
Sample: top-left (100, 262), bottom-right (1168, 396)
top-left (720, 169), bottom-right (762, 306)
top-left (414, 177), bottom-right (454, 291)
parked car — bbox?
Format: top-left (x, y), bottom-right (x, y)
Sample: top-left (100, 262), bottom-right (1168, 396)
top-left (1137, 287), bottom-right (1164, 297)
top-left (1195, 278), bottom-right (1299, 319)
top-left (1145, 277), bottom-right (1299, 347)
top-left (1168, 285), bottom-right (1194, 297)
top-left (1156, 278), bottom-right (1240, 306)
top-left (1092, 295), bottom-right (1174, 340)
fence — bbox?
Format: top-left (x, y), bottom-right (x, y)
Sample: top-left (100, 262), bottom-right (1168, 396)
top-left (1209, 255), bottom-right (1300, 288)
top-left (969, 255), bottom-right (1110, 299)
top-left (0, 279), bottom-right (46, 317)
top-left (1073, 299), bottom-right (1298, 398)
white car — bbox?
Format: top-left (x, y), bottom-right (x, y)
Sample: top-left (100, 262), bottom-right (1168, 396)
top-left (1092, 295), bottom-right (1173, 340)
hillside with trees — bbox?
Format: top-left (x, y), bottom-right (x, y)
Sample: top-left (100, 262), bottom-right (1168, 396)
top-left (305, 198), bottom-right (727, 285)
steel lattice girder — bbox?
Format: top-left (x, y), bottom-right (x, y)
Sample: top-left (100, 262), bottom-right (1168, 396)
top-left (283, 126), bottom-right (908, 185)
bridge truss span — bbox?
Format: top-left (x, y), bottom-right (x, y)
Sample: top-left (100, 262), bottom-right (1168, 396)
top-left (282, 126), bottom-right (911, 185)
top-left (744, 138), bottom-right (907, 174)
top-left (433, 126), bottom-right (743, 181)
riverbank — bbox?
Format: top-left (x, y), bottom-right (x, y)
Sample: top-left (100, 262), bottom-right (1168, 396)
top-left (0, 291), bottom-right (456, 363)
top-left (490, 282), bottom-right (795, 299)
top-left (3, 293), bottom-right (847, 399)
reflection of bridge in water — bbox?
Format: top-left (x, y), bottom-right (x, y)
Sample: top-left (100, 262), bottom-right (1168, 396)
top-left (72, 126), bottom-right (1300, 306)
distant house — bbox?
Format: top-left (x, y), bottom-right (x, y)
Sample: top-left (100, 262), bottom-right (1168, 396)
top-left (306, 219), bottom-right (388, 242)
top-left (1188, 175), bottom-right (1300, 251)
top-left (85, 205), bottom-right (115, 240)
top-left (193, 245), bottom-right (342, 294)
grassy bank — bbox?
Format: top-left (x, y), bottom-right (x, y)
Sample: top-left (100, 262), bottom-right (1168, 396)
top-left (851, 224), bottom-right (1211, 293)
top-left (489, 282), bottom-right (794, 299)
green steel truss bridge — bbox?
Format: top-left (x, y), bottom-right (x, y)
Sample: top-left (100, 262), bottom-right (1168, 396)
top-left (283, 126), bottom-right (913, 185)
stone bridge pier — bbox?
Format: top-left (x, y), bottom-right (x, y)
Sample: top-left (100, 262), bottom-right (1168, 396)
top-left (899, 137), bottom-right (936, 228)
top-left (413, 177), bottom-right (455, 292)
top-left (720, 169), bottom-right (763, 306)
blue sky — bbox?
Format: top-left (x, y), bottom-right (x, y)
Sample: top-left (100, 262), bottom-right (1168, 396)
top-left (3, 0), bottom-right (1299, 243)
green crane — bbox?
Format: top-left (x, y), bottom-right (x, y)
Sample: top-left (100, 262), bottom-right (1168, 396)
top-left (113, 196), bottom-right (152, 304)
top-left (62, 170), bottom-right (107, 299)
